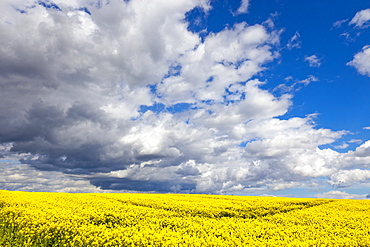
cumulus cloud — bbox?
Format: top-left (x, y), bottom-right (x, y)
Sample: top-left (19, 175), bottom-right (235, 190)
top-left (329, 169), bottom-right (370, 187)
top-left (347, 45), bottom-right (370, 76)
top-left (157, 22), bottom-right (280, 104)
top-left (349, 140), bottom-right (370, 159)
top-left (349, 8), bottom-right (370, 28)
top-left (1, 0), bottom-right (370, 195)
top-left (0, 160), bottom-right (103, 192)
top-left (0, 0), bottom-right (207, 170)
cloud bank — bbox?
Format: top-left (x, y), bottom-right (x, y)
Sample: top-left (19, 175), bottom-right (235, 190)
top-left (1, 0), bottom-right (370, 195)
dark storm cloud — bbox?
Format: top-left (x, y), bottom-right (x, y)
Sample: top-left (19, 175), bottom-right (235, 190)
top-left (89, 177), bottom-right (197, 192)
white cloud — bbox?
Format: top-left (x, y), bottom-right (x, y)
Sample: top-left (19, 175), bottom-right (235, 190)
top-left (0, 0), bottom-right (370, 195)
top-left (349, 140), bottom-right (370, 158)
top-left (235, 0), bottom-right (250, 14)
top-left (157, 22), bottom-right (279, 104)
top-left (298, 75), bottom-right (319, 85)
top-left (349, 8), bottom-right (370, 28)
top-left (364, 127), bottom-right (370, 130)
top-left (347, 45), bottom-right (370, 76)
top-left (332, 19), bottom-right (348, 28)
top-left (284, 76), bottom-right (293, 81)
top-left (315, 190), bottom-right (368, 199)
top-left (329, 169), bottom-right (370, 187)
top-left (275, 75), bottom-right (318, 93)
top-left (287, 31), bottom-right (301, 49)
top-left (304, 55), bottom-right (321, 67)
top-left (334, 143), bottom-right (349, 149)
top-left (349, 139), bottom-right (362, 144)
top-left (0, 160), bottom-right (105, 192)
top-left (189, 80), bottom-right (292, 132)
top-left (267, 180), bottom-right (303, 191)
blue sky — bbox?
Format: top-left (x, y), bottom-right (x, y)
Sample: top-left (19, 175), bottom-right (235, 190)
top-left (1, 0), bottom-right (370, 199)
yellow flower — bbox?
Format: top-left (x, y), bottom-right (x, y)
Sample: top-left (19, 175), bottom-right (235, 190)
top-left (1, 190), bottom-right (370, 246)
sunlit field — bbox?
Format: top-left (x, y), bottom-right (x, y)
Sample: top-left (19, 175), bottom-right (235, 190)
top-left (0, 190), bottom-right (370, 246)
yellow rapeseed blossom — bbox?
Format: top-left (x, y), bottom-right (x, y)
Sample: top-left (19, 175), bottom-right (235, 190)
top-left (0, 190), bottom-right (370, 246)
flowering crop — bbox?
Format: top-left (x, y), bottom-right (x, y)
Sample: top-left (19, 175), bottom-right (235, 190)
top-left (0, 190), bottom-right (370, 246)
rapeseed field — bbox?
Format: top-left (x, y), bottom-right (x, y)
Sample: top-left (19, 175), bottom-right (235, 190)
top-left (0, 190), bottom-right (369, 246)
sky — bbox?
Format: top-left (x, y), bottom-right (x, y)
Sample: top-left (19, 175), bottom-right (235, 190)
top-left (1, 0), bottom-right (370, 199)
